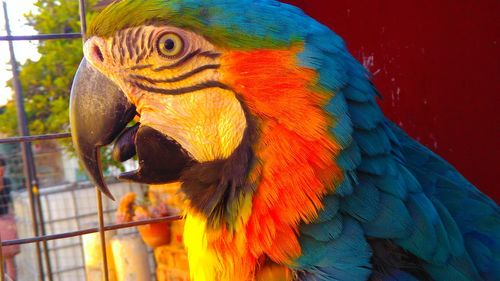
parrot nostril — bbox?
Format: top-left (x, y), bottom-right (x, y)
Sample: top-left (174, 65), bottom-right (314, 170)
top-left (92, 44), bottom-right (104, 63)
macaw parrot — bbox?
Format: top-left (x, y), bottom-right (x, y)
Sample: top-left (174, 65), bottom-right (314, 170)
top-left (69, 0), bottom-right (499, 280)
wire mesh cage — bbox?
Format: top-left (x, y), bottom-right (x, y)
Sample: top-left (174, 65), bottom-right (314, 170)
top-left (0, 1), bottom-right (182, 280)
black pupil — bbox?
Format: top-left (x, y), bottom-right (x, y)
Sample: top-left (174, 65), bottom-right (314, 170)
top-left (164, 39), bottom-right (175, 51)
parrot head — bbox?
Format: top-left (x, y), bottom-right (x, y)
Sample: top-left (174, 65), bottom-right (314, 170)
top-left (71, 22), bottom-right (249, 200)
top-left (71, 0), bottom-right (346, 228)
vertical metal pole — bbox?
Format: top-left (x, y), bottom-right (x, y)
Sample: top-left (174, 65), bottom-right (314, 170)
top-left (34, 186), bottom-right (54, 281)
top-left (40, 194), bottom-right (59, 281)
top-left (96, 189), bottom-right (110, 281)
top-left (0, 233), bottom-right (5, 281)
top-left (71, 189), bottom-right (88, 280)
top-left (78, 0), bottom-right (87, 40)
top-left (2, 2), bottom-right (45, 280)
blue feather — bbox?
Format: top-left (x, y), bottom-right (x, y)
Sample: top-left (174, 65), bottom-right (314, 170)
top-left (357, 155), bottom-right (398, 176)
top-left (399, 144), bottom-right (430, 166)
top-left (336, 140), bottom-right (361, 171)
top-left (348, 100), bottom-right (384, 130)
top-left (316, 194), bottom-right (340, 223)
top-left (362, 193), bottom-right (414, 238)
top-left (300, 213), bottom-right (343, 242)
top-left (341, 176), bottom-right (381, 222)
top-left (395, 194), bottom-right (439, 262)
top-left (297, 43), bottom-right (323, 69)
top-left (325, 91), bottom-right (348, 118)
top-left (296, 218), bottom-right (372, 281)
top-left (317, 219), bottom-right (371, 280)
top-left (344, 74), bottom-right (377, 102)
top-left (431, 214), bottom-right (452, 264)
top-left (295, 235), bottom-right (330, 269)
top-left (318, 58), bottom-right (349, 91)
top-left (398, 165), bottom-right (422, 193)
top-left (465, 234), bottom-right (494, 275)
top-left (352, 125), bottom-right (391, 156)
top-left (411, 168), bottom-right (438, 194)
top-left (424, 255), bottom-right (482, 281)
top-left (381, 120), bottom-right (402, 147)
top-left (431, 198), bottom-right (465, 257)
top-left (371, 172), bottom-right (409, 200)
top-left (305, 24), bottom-right (346, 53)
top-left (330, 112), bottom-right (353, 148)
top-left (388, 122), bottom-right (499, 279)
top-left (335, 174), bottom-right (354, 197)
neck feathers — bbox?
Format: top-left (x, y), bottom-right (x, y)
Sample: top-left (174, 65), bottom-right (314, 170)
top-left (222, 47), bottom-right (344, 262)
top-left (182, 47), bottom-right (345, 280)
top-left (180, 116), bottom-right (256, 229)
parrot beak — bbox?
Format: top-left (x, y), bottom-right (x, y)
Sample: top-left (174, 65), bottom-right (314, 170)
top-left (70, 59), bottom-right (136, 200)
top-left (70, 59), bottom-right (196, 200)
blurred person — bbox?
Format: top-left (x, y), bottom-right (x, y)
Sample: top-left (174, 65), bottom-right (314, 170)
top-left (0, 156), bottom-right (19, 280)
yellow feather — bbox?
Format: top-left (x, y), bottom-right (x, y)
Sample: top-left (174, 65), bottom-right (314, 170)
top-left (139, 87), bottom-right (247, 162)
top-left (183, 196), bottom-right (256, 281)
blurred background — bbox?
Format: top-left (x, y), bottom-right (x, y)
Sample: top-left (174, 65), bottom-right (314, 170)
top-left (0, 0), bottom-right (498, 280)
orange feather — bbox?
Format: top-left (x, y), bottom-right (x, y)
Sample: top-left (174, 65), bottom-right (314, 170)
top-left (221, 47), bottom-right (343, 264)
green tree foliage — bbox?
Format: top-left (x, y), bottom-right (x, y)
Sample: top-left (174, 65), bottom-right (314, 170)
top-left (0, 0), bottom-right (98, 135)
top-left (0, 0), bottom-right (124, 171)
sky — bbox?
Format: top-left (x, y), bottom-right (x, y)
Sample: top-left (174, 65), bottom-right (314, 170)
top-left (0, 0), bottom-right (40, 106)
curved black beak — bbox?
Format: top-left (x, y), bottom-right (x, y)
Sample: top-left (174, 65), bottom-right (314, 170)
top-left (69, 59), bottom-right (136, 200)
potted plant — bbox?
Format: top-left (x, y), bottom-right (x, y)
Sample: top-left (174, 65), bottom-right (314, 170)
top-left (116, 191), bottom-right (173, 248)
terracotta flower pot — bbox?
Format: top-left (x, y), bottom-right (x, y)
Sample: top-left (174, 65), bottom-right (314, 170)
top-left (137, 221), bottom-right (171, 248)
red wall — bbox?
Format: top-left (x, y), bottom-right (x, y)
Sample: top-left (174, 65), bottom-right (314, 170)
top-left (283, 0), bottom-right (500, 202)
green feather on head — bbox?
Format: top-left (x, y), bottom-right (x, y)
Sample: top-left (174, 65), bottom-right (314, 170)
top-left (88, 0), bottom-right (306, 49)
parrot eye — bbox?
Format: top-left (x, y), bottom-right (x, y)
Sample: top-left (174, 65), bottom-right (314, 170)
top-left (157, 32), bottom-right (184, 58)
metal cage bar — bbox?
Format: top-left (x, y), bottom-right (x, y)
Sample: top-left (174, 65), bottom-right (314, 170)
top-left (1, 215), bottom-right (182, 247)
top-left (0, 1), bottom-right (184, 281)
top-left (2, 2), bottom-right (47, 280)
top-left (0, 33), bottom-right (82, 41)
top-left (95, 190), bottom-right (110, 281)
top-left (0, 133), bottom-right (72, 144)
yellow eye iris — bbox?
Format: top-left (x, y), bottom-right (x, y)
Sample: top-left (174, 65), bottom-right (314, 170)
top-left (157, 33), bottom-right (184, 58)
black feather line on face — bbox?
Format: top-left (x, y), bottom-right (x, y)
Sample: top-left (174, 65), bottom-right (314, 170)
top-left (147, 31), bottom-right (155, 54)
top-left (111, 36), bottom-right (117, 60)
top-left (129, 64), bottom-right (220, 84)
top-left (152, 49), bottom-right (201, 71)
top-left (198, 51), bottom-right (222, 59)
top-left (125, 29), bottom-right (135, 59)
top-left (136, 29), bottom-right (148, 63)
top-left (129, 64), bottom-right (152, 71)
top-left (130, 80), bottom-right (231, 96)
top-left (180, 99), bottom-right (257, 229)
top-left (118, 30), bottom-right (126, 65)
